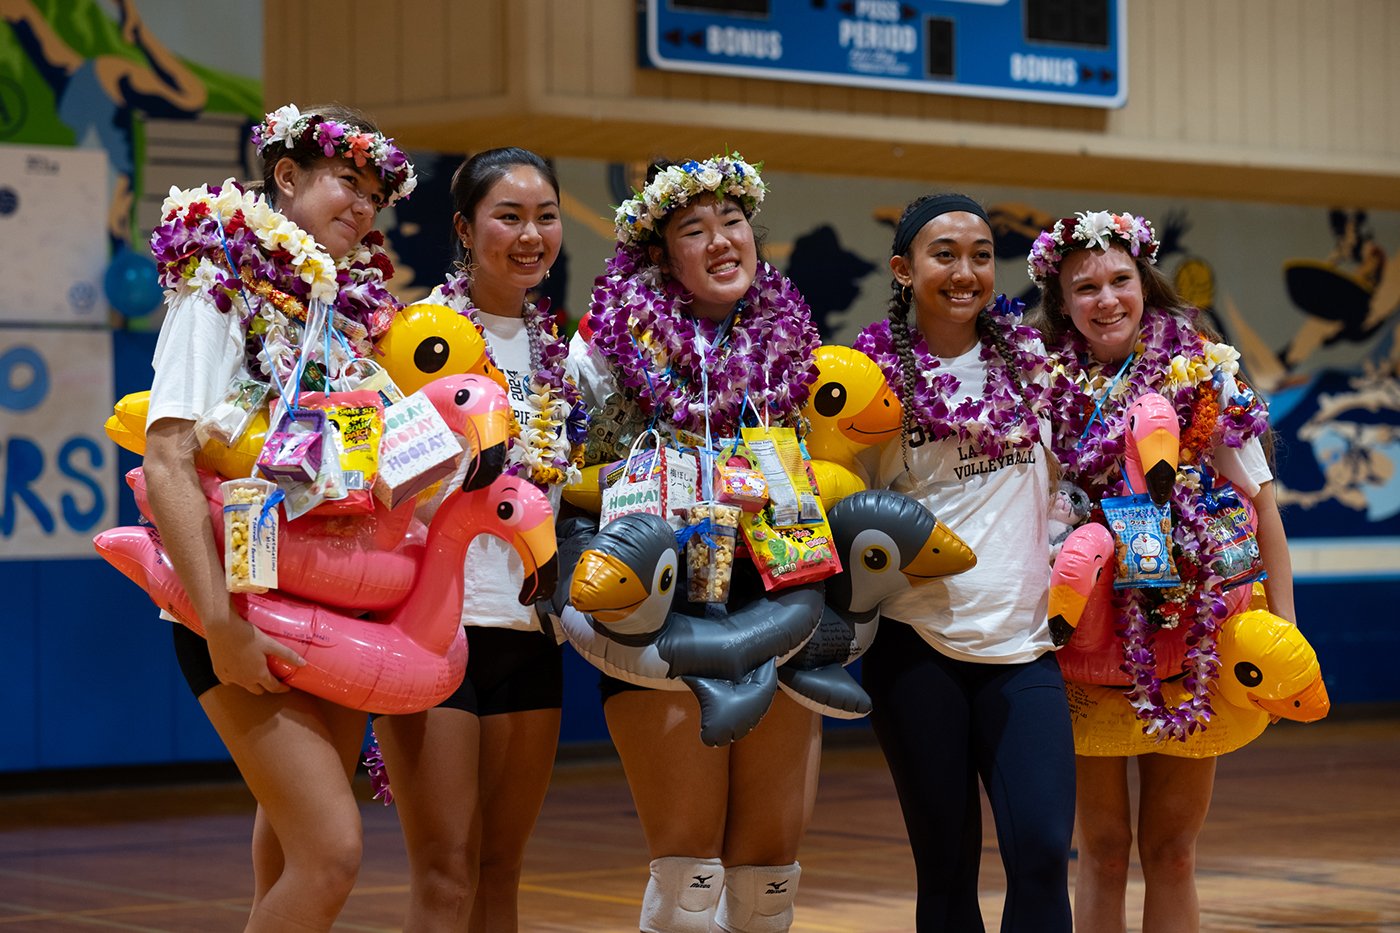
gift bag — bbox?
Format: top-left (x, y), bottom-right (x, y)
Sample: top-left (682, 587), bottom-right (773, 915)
top-left (374, 390), bottom-right (461, 508)
top-left (599, 430), bottom-right (699, 531)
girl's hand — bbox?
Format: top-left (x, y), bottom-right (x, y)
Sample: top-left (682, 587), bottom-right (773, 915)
top-left (204, 606), bottom-right (306, 694)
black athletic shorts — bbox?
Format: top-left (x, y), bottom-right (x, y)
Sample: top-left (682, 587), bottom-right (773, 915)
top-left (176, 622), bottom-right (562, 717)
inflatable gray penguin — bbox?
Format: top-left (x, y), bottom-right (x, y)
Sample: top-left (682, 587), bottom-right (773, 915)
top-left (776, 489), bottom-right (976, 718)
top-left (550, 514), bottom-right (824, 746)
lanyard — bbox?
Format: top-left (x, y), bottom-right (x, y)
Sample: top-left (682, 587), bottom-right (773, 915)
top-left (1080, 352), bottom-right (1136, 441)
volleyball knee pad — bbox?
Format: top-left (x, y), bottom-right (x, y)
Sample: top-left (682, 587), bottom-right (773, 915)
top-left (640, 856), bottom-right (724, 933)
top-left (714, 862), bottom-right (801, 933)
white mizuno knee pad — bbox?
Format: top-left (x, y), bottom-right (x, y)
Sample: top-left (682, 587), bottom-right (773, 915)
top-left (640, 856), bottom-right (724, 933)
top-left (714, 862), bottom-right (801, 933)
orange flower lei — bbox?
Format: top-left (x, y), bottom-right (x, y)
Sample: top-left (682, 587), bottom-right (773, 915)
top-left (1178, 384), bottom-right (1219, 465)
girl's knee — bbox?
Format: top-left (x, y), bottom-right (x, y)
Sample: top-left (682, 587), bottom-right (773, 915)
top-left (1139, 836), bottom-right (1196, 883)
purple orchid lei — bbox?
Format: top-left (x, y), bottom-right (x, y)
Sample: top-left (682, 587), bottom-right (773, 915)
top-left (149, 180), bottom-right (398, 360)
top-left (852, 296), bottom-right (1075, 460)
top-left (437, 273), bottom-right (586, 488)
top-left (1047, 307), bottom-right (1272, 741)
top-left (587, 247), bottom-right (821, 435)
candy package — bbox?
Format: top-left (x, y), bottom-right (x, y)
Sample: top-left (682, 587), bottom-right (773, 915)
top-left (256, 408), bottom-right (325, 484)
top-left (1202, 479), bottom-right (1265, 590)
top-left (1102, 493), bottom-right (1181, 589)
top-left (715, 454), bottom-right (769, 512)
top-left (732, 430), bottom-right (841, 591)
top-left (296, 390), bottom-right (385, 515)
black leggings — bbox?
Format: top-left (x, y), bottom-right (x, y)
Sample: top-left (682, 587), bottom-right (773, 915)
top-left (863, 621), bottom-right (1075, 933)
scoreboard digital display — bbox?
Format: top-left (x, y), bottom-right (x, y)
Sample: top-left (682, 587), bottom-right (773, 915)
top-left (645, 0), bottom-right (1127, 108)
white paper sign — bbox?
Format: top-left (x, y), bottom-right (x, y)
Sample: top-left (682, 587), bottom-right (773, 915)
top-left (0, 144), bottom-right (108, 324)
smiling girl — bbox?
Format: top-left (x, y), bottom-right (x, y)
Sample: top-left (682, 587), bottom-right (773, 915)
top-left (1028, 211), bottom-right (1291, 933)
top-left (143, 103), bottom-right (415, 931)
top-left (572, 154), bottom-right (823, 933)
top-left (853, 194), bottom-right (1077, 932)
top-left (372, 147), bottom-right (585, 932)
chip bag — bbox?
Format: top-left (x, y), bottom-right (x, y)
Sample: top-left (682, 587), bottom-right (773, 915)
top-left (736, 426), bottom-right (841, 590)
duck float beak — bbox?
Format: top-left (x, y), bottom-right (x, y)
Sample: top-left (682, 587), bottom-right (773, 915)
top-left (570, 550), bottom-right (649, 624)
top-left (841, 382), bottom-right (904, 442)
top-left (1255, 674), bottom-right (1331, 723)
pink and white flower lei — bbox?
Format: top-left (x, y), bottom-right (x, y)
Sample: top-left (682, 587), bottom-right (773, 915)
top-left (852, 296), bottom-right (1074, 460)
top-left (1047, 308), bottom-right (1272, 741)
top-left (252, 104), bottom-right (417, 206)
top-left (1027, 210), bottom-right (1159, 287)
top-left (436, 272), bottom-right (586, 488)
top-left (588, 248), bottom-right (820, 435)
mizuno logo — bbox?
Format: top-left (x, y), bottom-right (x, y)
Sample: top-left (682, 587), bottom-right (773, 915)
top-left (690, 875), bottom-right (714, 888)
top-left (766, 881), bottom-right (788, 894)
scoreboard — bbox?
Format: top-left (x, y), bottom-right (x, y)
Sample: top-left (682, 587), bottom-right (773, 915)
top-left (644, 0), bottom-right (1127, 108)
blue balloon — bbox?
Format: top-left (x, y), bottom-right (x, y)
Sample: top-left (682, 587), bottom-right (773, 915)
top-left (104, 246), bottom-right (164, 319)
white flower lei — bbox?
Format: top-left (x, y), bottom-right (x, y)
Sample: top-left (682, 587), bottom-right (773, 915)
top-left (613, 153), bottom-right (765, 248)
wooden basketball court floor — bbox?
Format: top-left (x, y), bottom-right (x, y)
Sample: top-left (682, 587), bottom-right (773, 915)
top-left (2, 713), bottom-right (1397, 932)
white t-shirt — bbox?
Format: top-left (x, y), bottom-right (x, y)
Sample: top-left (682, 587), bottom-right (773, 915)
top-left (146, 290), bottom-right (247, 429)
top-left (871, 342), bottom-right (1056, 664)
top-left (426, 290), bottom-right (569, 631)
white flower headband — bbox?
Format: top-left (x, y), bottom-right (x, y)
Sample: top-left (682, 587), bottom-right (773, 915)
top-left (252, 104), bottom-right (418, 206)
top-left (613, 153), bottom-right (765, 249)
top-left (1027, 210), bottom-right (1160, 286)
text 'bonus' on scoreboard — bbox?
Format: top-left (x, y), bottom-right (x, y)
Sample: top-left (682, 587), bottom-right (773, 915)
top-left (645, 0), bottom-right (1127, 108)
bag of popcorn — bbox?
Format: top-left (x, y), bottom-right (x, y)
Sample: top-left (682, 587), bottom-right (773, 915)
top-left (684, 501), bottom-right (741, 607)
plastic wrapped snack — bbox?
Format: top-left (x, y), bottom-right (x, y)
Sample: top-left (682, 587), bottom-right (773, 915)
top-left (221, 477), bottom-right (280, 593)
top-left (686, 502), bottom-right (741, 605)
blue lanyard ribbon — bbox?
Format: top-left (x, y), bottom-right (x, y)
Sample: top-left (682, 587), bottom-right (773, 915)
top-left (1080, 352), bottom-right (1136, 441)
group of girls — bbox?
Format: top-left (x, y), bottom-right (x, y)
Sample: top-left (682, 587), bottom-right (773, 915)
top-left (143, 100), bottom-right (1295, 933)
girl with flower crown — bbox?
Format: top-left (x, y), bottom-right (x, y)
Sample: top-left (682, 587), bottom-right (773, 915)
top-left (143, 103), bottom-right (415, 930)
top-left (571, 154), bottom-right (822, 933)
top-left (851, 194), bottom-right (1076, 932)
top-left (371, 146), bottom-right (585, 931)
top-left (1027, 210), bottom-right (1294, 933)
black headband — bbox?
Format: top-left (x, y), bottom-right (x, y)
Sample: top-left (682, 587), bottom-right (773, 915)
top-left (892, 194), bottom-right (991, 256)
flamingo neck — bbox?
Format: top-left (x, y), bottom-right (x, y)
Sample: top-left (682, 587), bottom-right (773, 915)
top-left (386, 489), bottom-right (488, 653)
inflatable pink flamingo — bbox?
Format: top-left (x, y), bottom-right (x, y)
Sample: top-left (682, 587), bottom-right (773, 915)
top-left (95, 376), bottom-right (558, 715)
top-left (1049, 390), bottom-right (1247, 682)
top-left (124, 374), bottom-right (514, 612)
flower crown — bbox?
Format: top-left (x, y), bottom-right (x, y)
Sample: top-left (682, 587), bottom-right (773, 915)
top-left (1026, 211), bottom-right (1160, 286)
top-left (613, 153), bottom-right (765, 249)
top-left (252, 104), bottom-right (418, 206)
